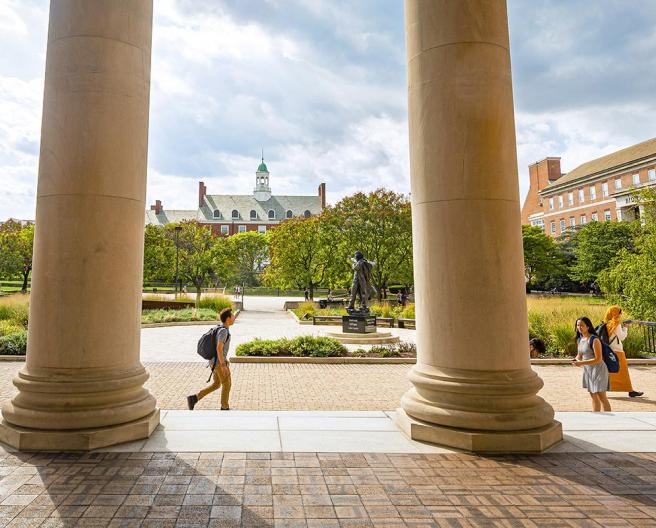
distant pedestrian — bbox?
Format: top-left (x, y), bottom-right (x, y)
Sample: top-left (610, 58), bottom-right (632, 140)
top-left (601, 305), bottom-right (643, 398)
top-left (572, 316), bottom-right (611, 412)
top-left (529, 338), bottom-right (545, 359)
top-left (187, 308), bottom-right (236, 411)
top-left (304, 287), bottom-right (310, 301)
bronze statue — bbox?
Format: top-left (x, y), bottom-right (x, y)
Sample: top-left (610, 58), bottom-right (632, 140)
top-left (347, 251), bottom-right (376, 314)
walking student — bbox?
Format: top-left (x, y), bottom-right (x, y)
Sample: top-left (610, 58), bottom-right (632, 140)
top-left (602, 305), bottom-right (643, 398)
top-left (572, 316), bottom-right (611, 412)
top-left (187, 308), bottom-right (235, 411)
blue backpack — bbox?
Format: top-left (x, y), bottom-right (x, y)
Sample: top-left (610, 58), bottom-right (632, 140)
top-left (588, 335), bottom-right (620, 373)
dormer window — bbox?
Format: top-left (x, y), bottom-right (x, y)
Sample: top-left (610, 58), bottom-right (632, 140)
top-left (213, 209), bottom-right (221, 219)
top-left (286, 210), bottom-right (293, 219)
top-left (232, 209), bottom-right (239, 219)
top-left (250, 210), bottom-right (257, 220)
top-left (268, 210), bottom-right (275, 220)
top-left (304, 210), bottom-right (311, 218)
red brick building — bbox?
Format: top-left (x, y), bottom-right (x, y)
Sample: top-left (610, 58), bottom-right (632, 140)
top-left (146, 158), bottom-right (326, 235)
top-left (521, 138), bottom-right (656, 237)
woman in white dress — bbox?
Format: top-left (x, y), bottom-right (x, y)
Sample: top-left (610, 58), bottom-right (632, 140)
top-left (572, 317), bottom-right (611, 412)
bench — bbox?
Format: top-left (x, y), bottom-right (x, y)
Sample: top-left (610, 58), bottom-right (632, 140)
top-left (318, 299), bottom-right (346, 309)
top-left (376, 317), bottom-right (394, 328)
top-left (397, 318), bottom-right (416, 329)
top-left (312, 315), bottom-right (342, 325)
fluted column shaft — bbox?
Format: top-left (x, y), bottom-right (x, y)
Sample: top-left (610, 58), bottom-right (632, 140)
top-left (398, 0), bottom-right (561, 452)
top-left (0, 0), bottom-right (158, 450)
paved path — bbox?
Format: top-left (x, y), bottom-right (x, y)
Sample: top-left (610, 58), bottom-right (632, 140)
top-left (1, 448), bottom-right (656, 527)
top-left (141, 305), bottom-right (416, 363)
top-left (1, 362), bottom-right (655, 413)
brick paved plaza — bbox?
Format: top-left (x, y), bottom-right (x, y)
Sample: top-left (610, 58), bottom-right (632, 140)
top-left (2, 450), bottom-right (656, 527)
top-left (1, 361), bottom-right (655, 412)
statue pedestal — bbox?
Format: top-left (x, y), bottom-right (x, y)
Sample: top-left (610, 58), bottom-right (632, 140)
top-left (342, 315), bottom-right (377, 334)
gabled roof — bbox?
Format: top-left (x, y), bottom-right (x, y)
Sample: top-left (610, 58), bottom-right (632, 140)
top-left (145, 209), bottom-right (199, 226)
top-left (200, 194), bottom-right (321, 221)
top-left (547, 137), bottom-right (656, 189)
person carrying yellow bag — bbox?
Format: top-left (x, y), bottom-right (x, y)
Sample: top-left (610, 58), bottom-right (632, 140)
top-left (599, 305), bottom-right (643, 398)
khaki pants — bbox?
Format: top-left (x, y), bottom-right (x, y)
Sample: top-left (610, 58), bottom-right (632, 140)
top-left (197, 364), bottom-right (231, 409)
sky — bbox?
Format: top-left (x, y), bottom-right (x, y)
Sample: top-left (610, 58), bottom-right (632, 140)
top-left (1, 0), bottom-right (655, 220)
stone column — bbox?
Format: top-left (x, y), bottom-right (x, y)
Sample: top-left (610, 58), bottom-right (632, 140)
top-left (396, 0), bottom-right (562, 453)
top-left (0, 0), bottom-right (159, 450)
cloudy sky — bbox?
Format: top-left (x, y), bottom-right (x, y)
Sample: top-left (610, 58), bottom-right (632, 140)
top-left (1, 0), bottom-right (655, 220)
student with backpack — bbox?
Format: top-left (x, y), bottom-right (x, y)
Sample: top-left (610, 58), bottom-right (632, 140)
top-left (186, 308), bottom-right (235, 411)
top-left (572, 316), bottom-right (612, 412)
top-left (599, 305), bottom-right (643, 398)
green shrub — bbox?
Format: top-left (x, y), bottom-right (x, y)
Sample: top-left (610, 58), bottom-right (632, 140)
top-left (0, 320), bottom-right (23, 337)
top-left (198, 295), bottom-right (233, 313)
top-left (0, 331), bottom-right (27, 355)
top-left (367, 345), bottom-right (400, 357)
top-left (549, 322), bottom-right (577, 357)
top-left (400, 304), bottom-right (415, 319)
top-left (141, 308), bottom-right (218, 324)
top-left (236, 336), bottom-right (347, 357)
top-left (0, 301), bottom-right (29, 328)
top-left (297, 301), bottom-right (317, 315)
top-left (623, 330), bottom-right (646, 358)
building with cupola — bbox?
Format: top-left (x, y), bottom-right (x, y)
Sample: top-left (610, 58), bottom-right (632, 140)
top-left (145, 157), bottom-right (326, 236)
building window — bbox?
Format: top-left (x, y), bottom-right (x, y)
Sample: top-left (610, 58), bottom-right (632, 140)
top-left (258, 225), bottom-right (266, 233)
top-left (591, 212), bottom-right (598, 222)
top-left (560, 219), bottom-right (566, 232)
top-left (580, 215), bottom-right (587, 225)
top-left (567, 192), bottom-right (574, 206)
top-left (550, 221), bottom-right (556, 234)
top-left (649, 169), bottom-right (656, 181)
top-left (286, 210), bottom-right (293, 219)
top-left (250, 210), bottom-right (257, 220)
top-left (238, 225), bottom-right (247, 233)
top-left (578, 189), bottom-right (584, 203)
top-left (590, 186), bottom-right (597, 200)
top-left (548, 197), bottom-right (554, 210)
top-left (633, 173), bottom-right (640, 185)
top-left (602, 182), bottom-right (609, 197)
top-left (604, 210), bottom-right (612, 221)
top-left (614, 178), bottom-right (622, 190)
top-left (213, 209), bottom-right (221, 219)
top-left (232, 209), bottom-right (239, 219)
top-left (558, 195), bottom-right (564, 208)
top-left (268, 210), bottom-right (276, 220)
top-left (304, 210), bottom-right (311, 218)
top-left (220, 225), bottom-right (229, 235)
top-left (570, 217), bottom-right (576, 228)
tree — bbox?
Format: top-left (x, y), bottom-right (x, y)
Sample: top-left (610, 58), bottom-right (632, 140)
top-left (143, 224), bottom-right (175, 283)
top-left (0, 221), bottom-right (34, 293)
top-left (165, 221), bottom-right (234, 305)
top-left (328, 189), bottom-right (413, 300)
top-left (228, 231), bottom-right (269, 287)
top-left (599, 190), bottom-right (656, 319)
top-left (263, 215), bottom-right (333, 299)
top-left (569, 221), bottom-right (637, 285)
top-left (522, 225), bottom-right (563, 287)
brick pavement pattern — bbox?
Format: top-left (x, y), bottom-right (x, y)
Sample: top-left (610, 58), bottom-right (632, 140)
top-left (1, 362), bottom-right (656, 411)
top-left (1, 450), bottom-right (656, 527)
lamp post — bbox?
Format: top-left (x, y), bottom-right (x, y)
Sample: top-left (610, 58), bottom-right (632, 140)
top-left (174, 225), bottom-right (182, 296)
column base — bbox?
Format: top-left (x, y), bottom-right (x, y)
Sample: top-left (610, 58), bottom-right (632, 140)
top-left (395, 408), bottom-right (562, 454)
top-left (0, 409), bottom-right (160, 451)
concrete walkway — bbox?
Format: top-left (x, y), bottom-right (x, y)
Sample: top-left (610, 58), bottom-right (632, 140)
top-left (87, 411), bottom-right (656, 454)
top-left (140, 297), bottom-right (416, 363)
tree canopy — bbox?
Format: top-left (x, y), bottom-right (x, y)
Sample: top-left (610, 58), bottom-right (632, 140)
top-left (0, 220), bottom-right (34, 292)
top-left (521, 225), bottom-right (563, 287)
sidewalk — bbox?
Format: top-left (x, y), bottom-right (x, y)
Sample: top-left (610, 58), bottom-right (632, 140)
top-left (62, 411), bottom-right (656, 454)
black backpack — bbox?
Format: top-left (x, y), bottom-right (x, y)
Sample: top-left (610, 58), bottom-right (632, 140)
top-left (588, 335), bottom-right (620, 373)
top-left (197, 324), bottom-right (229, 381)
top-left (595, 322), bottom-right (610, 344)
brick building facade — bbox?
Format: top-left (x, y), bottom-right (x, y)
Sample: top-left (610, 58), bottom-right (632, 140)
top-left (145, 158), bottom-right (326, 235)
top-left (521, 138), bottom-right (656, 237)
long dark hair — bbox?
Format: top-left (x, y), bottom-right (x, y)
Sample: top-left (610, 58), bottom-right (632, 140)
top-left (575, 316), bottom-right (597, 339)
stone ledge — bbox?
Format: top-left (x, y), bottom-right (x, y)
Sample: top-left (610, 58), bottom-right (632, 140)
top-left (395, 408), bottom-right (563, 454)
top-left (286, 309), bottom-right (313, 325)
top-left (0, 409), bottom-right (160, 451)
top-left (0, 356), bottom-right (25, 362)
top-left (231, 356), bottom-right (415, 364)
top-left (531, 358), bottom-right (656, 365)
top-left (141, 309), bottom-right (241, 328)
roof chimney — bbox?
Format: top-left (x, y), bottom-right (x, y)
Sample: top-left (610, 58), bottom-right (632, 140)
top-left (318, 183), bottom-right (326, 209)
top-left (198, 181), bottom-right (207, 208)
top-left (150, 200), bottom-right (163, 215)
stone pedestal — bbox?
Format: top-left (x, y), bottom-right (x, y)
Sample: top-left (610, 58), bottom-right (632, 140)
top-left (342, 315), bottom-right (377, 334)
top-left (397, 0), bottom-right (561, 453)
top-left (0, 0), bottom-right (158, 451)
